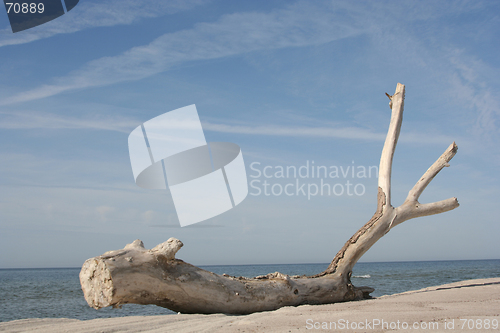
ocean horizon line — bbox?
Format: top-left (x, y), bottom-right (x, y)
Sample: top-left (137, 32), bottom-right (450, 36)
top-left (1, 258), bottom-right (499, 270)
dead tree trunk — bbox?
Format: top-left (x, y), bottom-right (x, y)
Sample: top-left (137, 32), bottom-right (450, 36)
top-left (80, 83), bottom-right (459, 314)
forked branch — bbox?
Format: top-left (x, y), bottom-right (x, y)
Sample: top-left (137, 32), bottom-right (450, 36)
top-left (80, 83), bottom-right (459, 314)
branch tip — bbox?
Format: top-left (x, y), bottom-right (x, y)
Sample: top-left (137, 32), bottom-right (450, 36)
top-left (406, 142), bottom-right (459, 203)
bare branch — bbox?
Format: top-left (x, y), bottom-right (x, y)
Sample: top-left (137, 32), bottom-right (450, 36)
top-left (406, 142), bottom-right (458, 203)
top-left (80, 83), bottom-right (460, 315)
top-left (379, 83), bottom-right (405, 207)
top-left (392, 197), bottom-right (459, 228)
top-left (410, 197), bottom-right (459, 218)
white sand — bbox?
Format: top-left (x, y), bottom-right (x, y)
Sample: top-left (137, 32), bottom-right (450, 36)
top-left (1, 278), bottom-right (499, 333)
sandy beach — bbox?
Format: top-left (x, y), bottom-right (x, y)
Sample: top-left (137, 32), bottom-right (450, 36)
top-left (1, 277), bottom-right (499, 333)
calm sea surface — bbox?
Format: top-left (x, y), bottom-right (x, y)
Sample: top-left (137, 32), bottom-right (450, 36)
top-left (1, 259), bottom-right (499, 322)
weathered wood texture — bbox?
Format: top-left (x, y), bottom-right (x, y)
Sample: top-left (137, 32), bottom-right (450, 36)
top-left (80, 83), bottom-right (459, 314)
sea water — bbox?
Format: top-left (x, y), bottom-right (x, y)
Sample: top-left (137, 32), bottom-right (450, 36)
top-left (0, 259), bottom-right (498, 322)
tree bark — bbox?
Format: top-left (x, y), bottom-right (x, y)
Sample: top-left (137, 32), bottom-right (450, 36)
top-left (80, 83), bottom-right (459, 314)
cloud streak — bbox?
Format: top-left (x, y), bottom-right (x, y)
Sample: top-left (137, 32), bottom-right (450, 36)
top-left (203, 122), bottom-right (456, 145)
top-left (0, 110), bottom-right (137, 133)
top-left (203, 122), bottom-right (384, 141)
top-left (0, 109), bottom-right (456, 144)
top-left (0, 0), bottom-right (494, 150)
top-left (446, 53), bottom-right (500, 141)
top-left (0, 2), bottom-right (366, 105)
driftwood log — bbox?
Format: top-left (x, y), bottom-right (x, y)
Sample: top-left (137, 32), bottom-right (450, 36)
top-left (80, 83), bottom-right (459, 314)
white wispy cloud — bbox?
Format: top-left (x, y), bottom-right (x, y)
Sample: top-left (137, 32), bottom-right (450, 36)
top-left (0, 0), bottom-right (209, 47)
top-left (0, 109), bottom-right (137, 132)
top-left (0, 108), bottom-right (456, 144)
top-left (447, 53), bottom-right (500, 140)
top-left (1, 0), bottom-right (488, 109)
top-left (0, 108), bottom-right (384, 140)
top-left (204, 121), bottom-right (457, 144)
top-left (203, 122), bottom-right (385, 141)
top-left (0, 2), bottom-right (366, 105)
top-left (0, 0), bottom-right (495, 149)
top-left (356, 1), bottom-right (500, 147)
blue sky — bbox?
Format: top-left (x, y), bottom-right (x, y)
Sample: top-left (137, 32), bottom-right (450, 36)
top-left (0, 0), bottom-right (499, 268)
